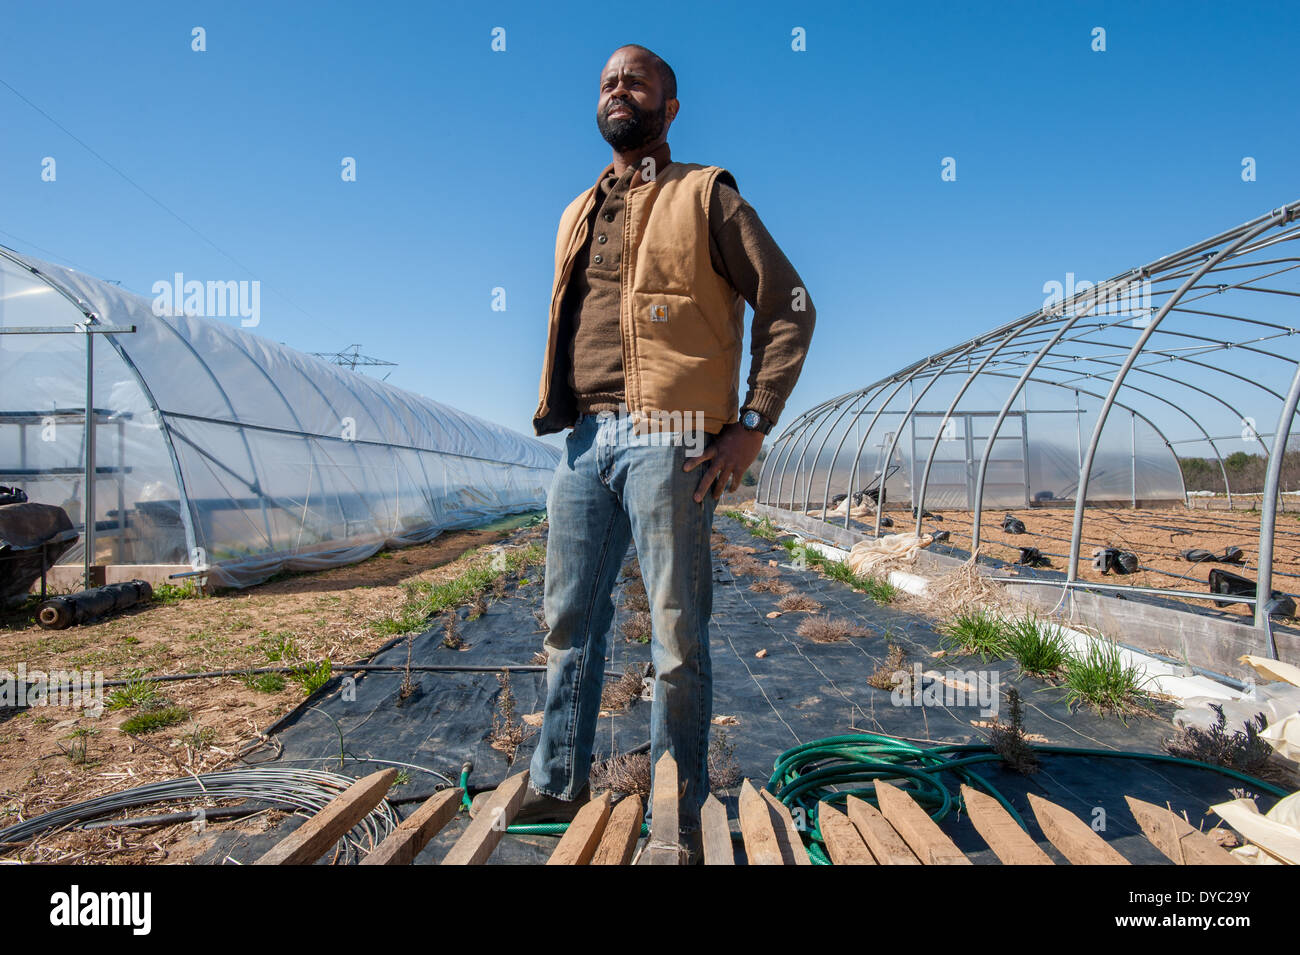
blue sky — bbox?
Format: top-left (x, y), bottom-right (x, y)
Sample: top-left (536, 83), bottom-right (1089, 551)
top-left (2, 0), bottom-right (1296, 448)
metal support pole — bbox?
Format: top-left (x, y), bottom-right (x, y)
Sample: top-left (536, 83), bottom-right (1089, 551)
top-left (1130, 410), bottom-right (1137, 509)
top-left (83, 326), bottom-right (95, 588)
top-left (1253, 361), bottom-right (1300, 641)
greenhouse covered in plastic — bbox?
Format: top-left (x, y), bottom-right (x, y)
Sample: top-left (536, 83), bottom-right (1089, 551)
top-left (0, 247), bottom-right (560, 589)
top-left (758, 201), bottom-right (1300, 632)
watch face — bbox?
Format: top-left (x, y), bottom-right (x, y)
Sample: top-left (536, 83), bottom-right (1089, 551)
top-left (743, 410), bottom-right (759, 429)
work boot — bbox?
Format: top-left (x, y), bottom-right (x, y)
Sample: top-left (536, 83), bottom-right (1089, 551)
top-left (469, 782), bottom-right (590, 824)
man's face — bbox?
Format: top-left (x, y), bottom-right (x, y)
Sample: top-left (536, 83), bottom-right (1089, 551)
top-left (596, 49), bottom-right (673, 151)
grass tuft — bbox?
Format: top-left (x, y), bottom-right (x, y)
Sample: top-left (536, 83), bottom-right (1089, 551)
top-left (1063, 638), bottom-right (1151, 716)
top-left (1004, 614), bottom-right (1070, 677)
top-left (121, 705), bottom-right (190, 734)
top-left (940, 608), bottom-right (1010, 661)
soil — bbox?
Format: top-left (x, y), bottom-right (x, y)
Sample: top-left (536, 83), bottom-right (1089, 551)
top-left (0, 521), bottom-right (526, 863)
top-left (865, 503), bottom-right (1300, 618)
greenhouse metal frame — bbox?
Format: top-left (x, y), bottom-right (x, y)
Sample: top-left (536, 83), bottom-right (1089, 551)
top-left (759, 200), bottom-right (1300, 636)
top-left (0, 247), bottom-right (560, 590)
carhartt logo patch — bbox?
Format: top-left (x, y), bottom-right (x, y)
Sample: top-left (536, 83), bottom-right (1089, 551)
top-left (650, 304), bottom-right (669, 322)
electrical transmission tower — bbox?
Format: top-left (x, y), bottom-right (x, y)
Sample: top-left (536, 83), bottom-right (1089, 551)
top-left (310, 344), bottom-right (398, 377)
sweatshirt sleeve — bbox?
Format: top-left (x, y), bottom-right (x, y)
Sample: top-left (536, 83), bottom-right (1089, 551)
top-left (707, 175), bottom-right (816, 427)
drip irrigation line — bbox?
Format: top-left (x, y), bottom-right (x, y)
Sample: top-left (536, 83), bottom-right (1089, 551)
top-left (20, 663), bottom-right (622, 696)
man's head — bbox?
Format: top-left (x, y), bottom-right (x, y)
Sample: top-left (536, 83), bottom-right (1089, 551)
top-left (596, 45), bottom-right (679, 152)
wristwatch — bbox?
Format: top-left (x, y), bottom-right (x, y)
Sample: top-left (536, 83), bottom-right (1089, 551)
top-left (740, 408), bottom-right (774, 435)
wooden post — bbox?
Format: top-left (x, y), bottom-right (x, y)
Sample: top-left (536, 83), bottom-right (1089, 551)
top-left (873, 780), bottom-right (971, 865)
top-left (1125, 796), bottom-right (1241, 866)
top-left (361, 787), bottom-right (462, 866)
top-left (844, 794), bottom-right (919, 865)
top-left (700, 794), bottom-right (734, 865)
top-left (738, 780), bottom-right (784, 865)
top-left (1027, 792), bottom-right (1129, 865)
top-left (441, 771), bottom-right (530, 865)
top-left (638, 751), bottom-right (685, 865)
top-left (818, 801), bottom-right (876, 865)
top-left (548, 792), bottom-right (613, 865)
top-left (255, 769), bottom-right (397, 865)
top-left (960, 785), bottom-right (1052, 865)
top-left (591, 794), bottom-right (643, 865)
top-left (759, 788), bottom-right (811, 864)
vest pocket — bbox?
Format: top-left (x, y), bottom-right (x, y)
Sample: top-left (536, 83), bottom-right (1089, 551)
top-left (629, 291), bottom-right (738, 424)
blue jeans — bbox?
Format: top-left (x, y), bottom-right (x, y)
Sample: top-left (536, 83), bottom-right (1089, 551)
top-left (530, 410), bottom-right (718, 833)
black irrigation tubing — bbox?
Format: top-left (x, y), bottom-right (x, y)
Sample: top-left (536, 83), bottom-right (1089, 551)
top-left (21, 664), bottom-right (624, 695)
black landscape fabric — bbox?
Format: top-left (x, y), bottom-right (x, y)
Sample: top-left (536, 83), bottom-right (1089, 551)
top-left (207, 513), bottom-right (1273, 864)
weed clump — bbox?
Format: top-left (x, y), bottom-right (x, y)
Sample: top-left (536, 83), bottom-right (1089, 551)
top-left (796, 616), bottom-right (866, 644)
top-left (1165, 704), bottom-right (1274, 777)
top-left (988, 687), bottom-right (1039, 775)
top-left (868, 642), bottom-right (908, 689)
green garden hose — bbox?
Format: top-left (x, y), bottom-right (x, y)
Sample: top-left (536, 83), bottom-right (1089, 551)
top-left (457, 767), bottom-right (649, 837)
top-left (766, 733), bottom-right (1292, 865)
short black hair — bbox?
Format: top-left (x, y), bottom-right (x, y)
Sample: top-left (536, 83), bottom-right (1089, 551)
top-left (614, 44), bottom-right (677, 101)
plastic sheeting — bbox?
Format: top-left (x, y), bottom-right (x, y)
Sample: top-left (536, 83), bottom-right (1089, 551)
top-left (0, 248), bottom-right (559, 588)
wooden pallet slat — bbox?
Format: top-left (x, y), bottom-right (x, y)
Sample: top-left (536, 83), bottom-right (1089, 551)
top-left (547, 792), bottom-right (613, 865)
top-left (845, 794), bottom-right (920, 865)
top-left (1125, 796), bottom-right (1241, 866)
top-left (255, 768), bottom-right (397, 866)
top-left (960, 785), bottom-right (1053, 865)
top-left (591, 794), bottom-right (643, 865)
top-left (817, 801), bottom-right (876, 865)
top-left (1027, 792), bottom-right (1130, 866)
top-left (759, 788), bottom-right (812, 865)
top-left (738, 779), bottom-right (785, 865)
top-left (639, 751), bottom-right (686, 865)
top-left (874, 780), bottom-right (972, 865)
top-left (441, 770), bottom-right (531, 865)
top-left (360, 787), bottom-right (462, 866)
top-left (700, 794), bottom-right (734, 865)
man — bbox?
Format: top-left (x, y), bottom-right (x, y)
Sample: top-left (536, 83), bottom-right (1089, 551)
top-left (475, 44), bottom-right (814, 856)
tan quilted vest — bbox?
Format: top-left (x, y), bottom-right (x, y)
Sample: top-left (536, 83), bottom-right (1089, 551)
top-left (533, 161), bottom-right (746, 436)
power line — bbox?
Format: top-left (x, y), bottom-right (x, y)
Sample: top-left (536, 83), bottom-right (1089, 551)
top-left (0, 75), bottom-right (329, 330)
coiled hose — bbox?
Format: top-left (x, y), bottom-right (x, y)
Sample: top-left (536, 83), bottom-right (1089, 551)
top-left (767, 733), bottom-right (1291, 865)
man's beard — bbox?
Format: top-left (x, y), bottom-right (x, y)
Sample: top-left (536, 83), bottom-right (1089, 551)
top-left (597, 97), bottom-right (667, 151)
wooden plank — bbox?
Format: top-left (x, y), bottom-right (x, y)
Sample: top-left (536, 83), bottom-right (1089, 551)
top-left (700, 794), bottom-right (734, 865)
top-left (1027, 792), bottom-right (1129, 866)
top-left (845, 795), bottom-right (919, 865)
top-left (440, 770), bottom-right (530, 865)
top-left (591, 794), bottom-right (643, 865)
top-left (360, 787), bottom-right (461, 866)
top-left (255, 768), bottom-right (397, 865)
top-left (817, 801), bottom-right (876, 865)
top-left (738, 779), bottom-right (785, 865)
top-left (547, 792), bottom-right (613, 865)
top-left (638, 750), bottom-right (685, 865)
top-left (759, 788), bottom-right (811, 865)
top-left (1125, 796), bottom-right (1241, 866)
top-left (873, 780), bottom-right (971, 865)
top-left (960, 785), bottom-right (1053, 865)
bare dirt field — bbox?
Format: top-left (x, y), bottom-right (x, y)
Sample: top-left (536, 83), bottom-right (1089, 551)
top-left (0, 519), bottom-right (535, 863)
top-left (866, 504), bottom-right (1300, 618)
